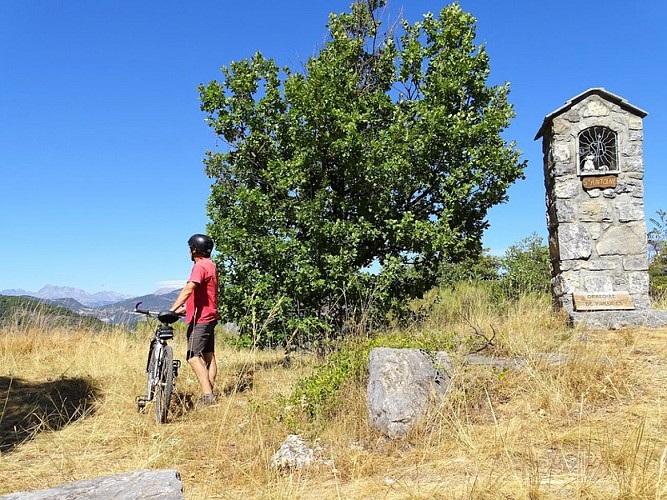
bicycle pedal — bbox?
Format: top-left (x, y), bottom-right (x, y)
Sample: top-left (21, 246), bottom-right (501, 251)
top-left (136, 396), bottom-right (148, 412)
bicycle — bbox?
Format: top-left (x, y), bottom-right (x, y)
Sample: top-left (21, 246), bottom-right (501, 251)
top-left (133, 302), bottom-right (182, 423)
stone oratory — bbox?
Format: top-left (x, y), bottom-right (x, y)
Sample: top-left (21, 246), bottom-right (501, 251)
top-left (535, 88), bottom-right (667, 328)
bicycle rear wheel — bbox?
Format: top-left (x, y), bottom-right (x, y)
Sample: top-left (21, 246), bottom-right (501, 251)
top-left (155, 345), bottom-right (174, 424)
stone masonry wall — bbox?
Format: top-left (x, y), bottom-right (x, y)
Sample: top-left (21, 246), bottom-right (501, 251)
top-left (542, 93), bottom-right (649, 313)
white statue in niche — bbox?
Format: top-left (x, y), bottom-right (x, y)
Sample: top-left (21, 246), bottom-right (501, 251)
top-left (583, 153), bottom-right (595, 171)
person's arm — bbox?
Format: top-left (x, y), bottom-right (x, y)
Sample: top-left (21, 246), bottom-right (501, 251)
top-left (170, 281), bottom-right (197, 314)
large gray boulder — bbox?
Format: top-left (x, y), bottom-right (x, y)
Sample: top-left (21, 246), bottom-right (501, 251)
top-left (366, 348), bottom-right (564, 439)
top-left (366, 348), bottom-right (451, 439)
top-left (1, 469), bottom-right (183, 500)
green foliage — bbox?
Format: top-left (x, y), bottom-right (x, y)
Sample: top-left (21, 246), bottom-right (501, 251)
top-left (648, 210), bottom-right (667, 299)
top-left (648, 209), bottom-right (667, 258)
top-left (436, 233), bottom-right (550, 301)
top-left (284, 330), bottom-right (457, 422)
top-left (649, 265), bottom-right (667, 300)
top-left (498, 233), bottom-right (551, 298)
top-left (200, 1), bottom-right (525, 347)
top-left (437, 250), bottom-right (501, 288)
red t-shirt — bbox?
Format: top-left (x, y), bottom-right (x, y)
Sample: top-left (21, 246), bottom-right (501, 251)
top-left (186, 258), bottom-right (219, 324)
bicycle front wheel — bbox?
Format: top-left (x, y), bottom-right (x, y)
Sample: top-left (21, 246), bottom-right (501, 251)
top-left (146, 341), bottom-right (158, 401)
top-left (155, 345), bottom-right (174, 424)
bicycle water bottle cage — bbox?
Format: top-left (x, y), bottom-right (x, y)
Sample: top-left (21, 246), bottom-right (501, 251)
top-left (157, 326), bottom-right (174, 340)
top-left (158, 311), bottom-right (180, 325)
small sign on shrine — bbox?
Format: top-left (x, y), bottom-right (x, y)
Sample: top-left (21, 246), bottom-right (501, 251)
top-left (581, 175), bottom-right (618, 190)
top-left (572, 291), bottom-right (635, 311)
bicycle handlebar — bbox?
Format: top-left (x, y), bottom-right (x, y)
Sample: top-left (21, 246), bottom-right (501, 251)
top-left (133, 302), bottom-right (182, 325)
top-left (133, 302), bottom-right (154, 316)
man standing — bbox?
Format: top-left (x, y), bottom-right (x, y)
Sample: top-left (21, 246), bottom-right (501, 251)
top-left (170, 234), bottom-right (220, 406)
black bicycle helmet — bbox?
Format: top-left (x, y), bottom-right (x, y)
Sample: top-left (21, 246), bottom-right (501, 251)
top-left (188, 234), bottom-right (214, 257)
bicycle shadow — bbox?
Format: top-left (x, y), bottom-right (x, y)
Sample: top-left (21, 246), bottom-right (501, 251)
top-left (0, 376), bottom-right (99, 453)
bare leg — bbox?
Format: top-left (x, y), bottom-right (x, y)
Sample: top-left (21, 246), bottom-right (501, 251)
top-left (188, 356), bottom-right (213, 395)
top-left (203, 352), bottom-right (217, 391)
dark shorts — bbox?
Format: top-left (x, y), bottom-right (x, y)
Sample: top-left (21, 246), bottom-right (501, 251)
top-left (186, 321), bottom-right (217, 360)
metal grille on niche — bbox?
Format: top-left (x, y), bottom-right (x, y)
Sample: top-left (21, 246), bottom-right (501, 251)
top-left (577, 126), bottom-right (619, 176)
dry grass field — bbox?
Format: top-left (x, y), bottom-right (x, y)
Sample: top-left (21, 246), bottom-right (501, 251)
top-left (2, 291), bottom-right (667, 499)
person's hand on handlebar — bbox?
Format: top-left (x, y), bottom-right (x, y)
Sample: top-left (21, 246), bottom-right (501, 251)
top-left (172, 303), bottom-right (186, 316)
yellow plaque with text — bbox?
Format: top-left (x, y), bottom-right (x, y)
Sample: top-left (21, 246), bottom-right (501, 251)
top-left (581, 175), bottom-right (618, 190)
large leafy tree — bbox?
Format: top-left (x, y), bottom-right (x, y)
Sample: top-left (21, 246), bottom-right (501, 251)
top-left (199, 1), bottom-right (525, 347)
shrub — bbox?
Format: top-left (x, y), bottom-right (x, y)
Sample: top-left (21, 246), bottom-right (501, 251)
top-left (498, 233), bottom-right (551, 299)
top-left (648, 210), bottom-right (667, 302)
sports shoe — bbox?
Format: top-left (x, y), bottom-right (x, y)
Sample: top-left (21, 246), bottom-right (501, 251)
top-left (197, 394), bottom-right (218, 407)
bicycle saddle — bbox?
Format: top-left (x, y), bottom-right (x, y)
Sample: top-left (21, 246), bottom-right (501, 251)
top-left (158, 310), bottom-right (180, 324)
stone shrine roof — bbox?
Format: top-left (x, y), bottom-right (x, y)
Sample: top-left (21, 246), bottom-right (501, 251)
top-left (534, 87), bottom-right (648, 140)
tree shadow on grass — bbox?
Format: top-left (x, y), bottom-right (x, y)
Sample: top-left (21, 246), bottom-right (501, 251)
top-left (0, 376), bottom-right (99, 453)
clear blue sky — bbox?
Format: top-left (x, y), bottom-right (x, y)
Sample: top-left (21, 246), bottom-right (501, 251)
top-left (1, 1), bottom-right (665, 297)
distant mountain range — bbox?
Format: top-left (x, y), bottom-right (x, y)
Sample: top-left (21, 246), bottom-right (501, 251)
top-left (0, 285), bottom-right (180, 327)
top-left (0, 285), bottom-right (132, 307)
